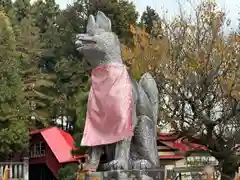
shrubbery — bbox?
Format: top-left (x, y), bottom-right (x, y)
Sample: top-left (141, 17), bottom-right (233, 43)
top-left (59, 163), bottom-right (78, 180)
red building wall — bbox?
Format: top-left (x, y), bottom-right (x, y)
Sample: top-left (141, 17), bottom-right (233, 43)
top-left (45, 143), bottom-right (62, 178)
top-left (29, 134), bottom-right (46, 165)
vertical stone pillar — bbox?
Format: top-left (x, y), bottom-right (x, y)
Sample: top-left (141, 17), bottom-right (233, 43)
top-left (23, 157), bottom-right (29, 180)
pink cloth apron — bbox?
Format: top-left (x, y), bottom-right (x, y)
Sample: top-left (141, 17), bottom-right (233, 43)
top-left (81, 63), bottom-right (133, 146)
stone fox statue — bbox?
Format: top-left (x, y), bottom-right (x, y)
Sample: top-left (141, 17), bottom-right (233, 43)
top-left (75, 11), bottom-right (160, 175)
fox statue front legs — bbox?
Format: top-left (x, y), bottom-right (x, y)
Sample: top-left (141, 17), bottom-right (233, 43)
top-left (97, 89), bottom-right (139, 179)
top-left (84, 146), bottom-right (103, 171)
top-left (98, 115), bottom-right (159, 179)
top-left (85, 138), bottom-right (133, 179)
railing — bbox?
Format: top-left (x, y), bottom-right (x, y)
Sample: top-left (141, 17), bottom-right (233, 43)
top-left (0, 158), bottom-right (29, 180)
top-left (168, 166), bottom-right (221, 180)
top-left (77, 166), bottom-right (221, 180)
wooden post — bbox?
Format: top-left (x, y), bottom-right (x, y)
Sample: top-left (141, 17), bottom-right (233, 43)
top-left (8, 164), bottom-right (12, 179)
top-left (23, 157), bottom-right (29, 180)
top-left (76, 161), bottom-right (100, 180)
top-left (206, 174), bottom-right (212, 180)
top-left (204, 165), bottom-right (214, 180)
top-left (3, 166), bottom-right (8, 180)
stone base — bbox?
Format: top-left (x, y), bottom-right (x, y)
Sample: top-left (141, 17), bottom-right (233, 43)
top-left (81, 170), bottom-right (164, 180)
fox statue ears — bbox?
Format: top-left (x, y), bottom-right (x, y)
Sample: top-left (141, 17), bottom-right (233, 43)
top-left (87, 11), bottom-right (112, 35)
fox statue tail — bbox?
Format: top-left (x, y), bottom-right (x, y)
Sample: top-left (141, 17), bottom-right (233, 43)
top-left (139, 73), bottom-right (159, 124)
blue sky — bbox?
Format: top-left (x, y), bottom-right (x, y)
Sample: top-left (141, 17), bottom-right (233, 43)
top-left (55, 0), bottom-right (240, 30)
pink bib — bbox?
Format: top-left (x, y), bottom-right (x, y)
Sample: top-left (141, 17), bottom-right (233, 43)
top-left (81, 63), bottom-right (133, 146)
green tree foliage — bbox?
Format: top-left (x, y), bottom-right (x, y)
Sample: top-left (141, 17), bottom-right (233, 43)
top-left (140, 6), bottom-right (161, 35)
top-left (0, 0), bottom-right (13, 13)
top-left (86, 0), bottom-right (138, 43)
top-left (46, 2), bottom-right (88, 131)
top-left (0, 11), bottom-right (29, 158)
top-left (0, 0), bottom-right (16, 20)
top-left (29, 0), bottom-right (61, 127)
top-left (11, 0), bottom-right (57, 128)
top-left (13, 0), bottom-right (31, 22)
top-left (31, 0), bottom-right (60, 34)
top-left (58, 163), bottom-right (78, 180)
top-left (15, 16), bottom-right (55, 128)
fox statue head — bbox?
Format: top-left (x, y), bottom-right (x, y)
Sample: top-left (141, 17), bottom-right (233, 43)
top-left (75, 11), bottom-right (123, 68)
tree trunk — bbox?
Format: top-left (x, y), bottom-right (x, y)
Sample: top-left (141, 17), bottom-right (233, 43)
top-left (219, 158), bottom-right (238, 180)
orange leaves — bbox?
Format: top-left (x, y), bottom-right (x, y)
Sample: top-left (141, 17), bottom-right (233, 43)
top-left (130, 24), bottom-right (135, 34)
top-left (122, 24), bottom-right (152, 79)
top-left (220, 78), bottom-right (234, 93)
top-left (219, 76), bottom-right (240, 100)
top-left (231, 34), bottom-right (240, 42)
top-left (129, 24), bottom-right (149, 47)
top-left (231, 84), bottom-right (240, 100)
top-left (122, 24), bottom-right (168, 79)
top-left (130, 24), bottom-right (148, 38)
top-left (188, 60), bottom-right (201, 70)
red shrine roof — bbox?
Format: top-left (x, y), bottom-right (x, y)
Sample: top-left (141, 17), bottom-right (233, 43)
top-left (160, 155), bottom-right (185, 159)
top-left (30, 127), bottom-right (85, 163)
top-left (158, 132), bottom-right (206, 152)
top-left (157, 132), bottom-right (206, 159)
top-left (157, 132), bottom-right (180, 141)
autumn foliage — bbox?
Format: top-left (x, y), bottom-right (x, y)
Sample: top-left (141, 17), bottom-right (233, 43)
top-left (122, 23), bottom-right (166, 80)
top-left (122, 0), bottom-right (239, 179)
